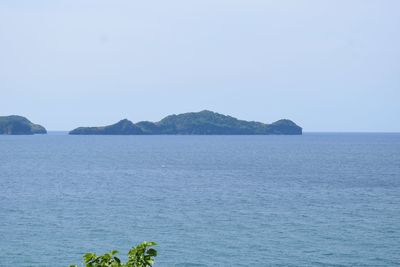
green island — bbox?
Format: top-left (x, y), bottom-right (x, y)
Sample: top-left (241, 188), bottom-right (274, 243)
top-left (0, 115), bottom-right (47, 135)
top-left (69, 110), bottom-right (302, 135)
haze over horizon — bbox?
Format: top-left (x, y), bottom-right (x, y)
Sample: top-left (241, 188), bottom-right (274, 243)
top-left (1, 1), bottom-right (399, 132)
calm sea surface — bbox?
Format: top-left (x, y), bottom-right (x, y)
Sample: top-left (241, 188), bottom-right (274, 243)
top-left (0, 133), bottom-right (399, 266)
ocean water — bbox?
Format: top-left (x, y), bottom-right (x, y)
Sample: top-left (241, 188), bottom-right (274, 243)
top-left (0, 133), bottom-right (399, 267)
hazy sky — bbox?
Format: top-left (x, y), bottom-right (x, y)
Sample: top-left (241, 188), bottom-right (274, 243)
top-left (1, 0), bottom-right (399, 131)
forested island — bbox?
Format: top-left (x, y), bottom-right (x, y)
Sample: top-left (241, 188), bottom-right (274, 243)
top-left (69, 110), bottom-right (302, 135)
top-left (0, 115), bottom-right (47, 135)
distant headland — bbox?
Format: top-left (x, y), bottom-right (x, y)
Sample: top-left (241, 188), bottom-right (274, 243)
top-left (0, 115), bottom-right (47, 135)
top-left (69, 110), bottom-right (302, 135)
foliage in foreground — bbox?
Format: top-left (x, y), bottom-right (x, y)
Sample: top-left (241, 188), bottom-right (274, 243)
top-left (70, 241), bottom-right (157, 267)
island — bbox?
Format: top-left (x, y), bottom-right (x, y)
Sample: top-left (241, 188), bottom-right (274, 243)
top-left (0, 115), bottom-right (47, 135)
top-left (69, 110), bottom-right (302, 135)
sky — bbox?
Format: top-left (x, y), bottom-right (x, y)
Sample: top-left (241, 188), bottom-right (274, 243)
top-left (0, 0), bottom-right (399, 132)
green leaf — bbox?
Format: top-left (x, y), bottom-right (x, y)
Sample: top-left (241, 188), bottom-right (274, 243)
top-left (144, 241), bottom-right (157, 246)
top-left (83, 253), bottom-right (96, 262)
top-left (147, 248), bottom-right (157, 257)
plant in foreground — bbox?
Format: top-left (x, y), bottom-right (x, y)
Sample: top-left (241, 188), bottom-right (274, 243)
top-left (70, 241), bottom-right (157, 267)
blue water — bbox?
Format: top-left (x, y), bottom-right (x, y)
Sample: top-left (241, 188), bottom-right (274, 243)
top-left (0, 133), bottom-right (399, 266)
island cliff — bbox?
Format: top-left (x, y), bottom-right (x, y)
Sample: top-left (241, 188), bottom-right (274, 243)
top-left (0, 115), bottom-right (47, 135)
top-left (69, 110), bottom-right (302, 135)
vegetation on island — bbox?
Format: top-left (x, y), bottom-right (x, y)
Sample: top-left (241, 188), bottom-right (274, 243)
top-left (0, 115), bottom-right (47, 135)
top-left (70, 241), bottom-right (157, 267)
top-left (69, 110), bottom-right (302, 135)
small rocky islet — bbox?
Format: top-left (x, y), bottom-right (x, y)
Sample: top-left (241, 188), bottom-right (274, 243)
top-left (0, 115), bottom-right (47, 135)
top-left (69, 110), bottom-right (302, 135)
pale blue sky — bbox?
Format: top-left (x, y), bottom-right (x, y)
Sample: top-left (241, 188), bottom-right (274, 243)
top-left (1, 0), bottom-right (399, 131)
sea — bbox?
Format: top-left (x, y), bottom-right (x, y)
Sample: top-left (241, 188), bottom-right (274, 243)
top-left (0, 133), bottom-right (399, 267)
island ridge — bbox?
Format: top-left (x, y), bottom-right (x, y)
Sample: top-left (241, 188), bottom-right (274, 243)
top-left (69, 110), bottom-right (302, 135)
